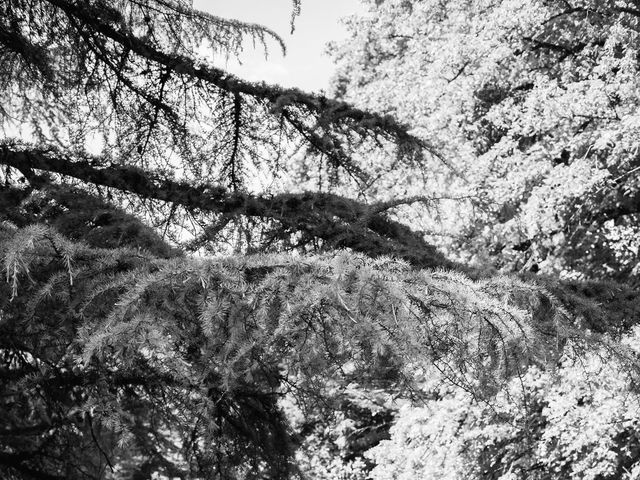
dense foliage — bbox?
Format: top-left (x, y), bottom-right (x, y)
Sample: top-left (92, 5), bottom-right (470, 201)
top-left (0, 203), bottom-right (581, 478)
top-left (2, 0), bottom-right (640, 479)
top-left (325, 0), bottom-right (640, 478)
top-left (331, 0), bottom-right (640, 284)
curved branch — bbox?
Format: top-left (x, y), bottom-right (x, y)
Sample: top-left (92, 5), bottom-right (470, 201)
top-left (43, 0), bottom-right (436, 162)
top-left (0, 144), bottom-right (457, 270)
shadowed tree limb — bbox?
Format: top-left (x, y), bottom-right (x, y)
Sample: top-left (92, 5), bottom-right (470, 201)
top-left (0, 144), bottom-right (456, 269)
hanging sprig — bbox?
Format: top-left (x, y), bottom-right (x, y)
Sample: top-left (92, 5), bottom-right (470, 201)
top-left (290, 0), bottom-right (301, 33)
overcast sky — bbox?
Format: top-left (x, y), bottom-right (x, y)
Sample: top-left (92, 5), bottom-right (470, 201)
top-left (193, 0), bottom-right (365, 93)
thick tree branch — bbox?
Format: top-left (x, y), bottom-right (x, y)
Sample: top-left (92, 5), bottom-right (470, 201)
top-left (228, 92), bottom-right (242, 189)
top-left (0, 144), bottom-right (456, 269)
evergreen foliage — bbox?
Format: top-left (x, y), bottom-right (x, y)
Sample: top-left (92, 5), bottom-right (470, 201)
top-left (1, 208), bottom-right (629, 479)
top-left (1, 0), bottom-right (640, 479)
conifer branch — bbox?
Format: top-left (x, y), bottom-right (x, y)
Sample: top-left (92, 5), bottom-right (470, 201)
top-left (41, 0), bottom-right (434, 162)
top-left (0, 144), bottom-right (455, 269)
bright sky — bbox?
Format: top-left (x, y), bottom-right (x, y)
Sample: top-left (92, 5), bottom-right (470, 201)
top-left (193, 0), bottom-right (365, 93)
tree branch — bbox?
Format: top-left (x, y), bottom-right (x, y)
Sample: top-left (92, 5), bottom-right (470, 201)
top-left (0, 144), bottom-right (456, 269)
top-left (43, 0), bottom-right (429, 157)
